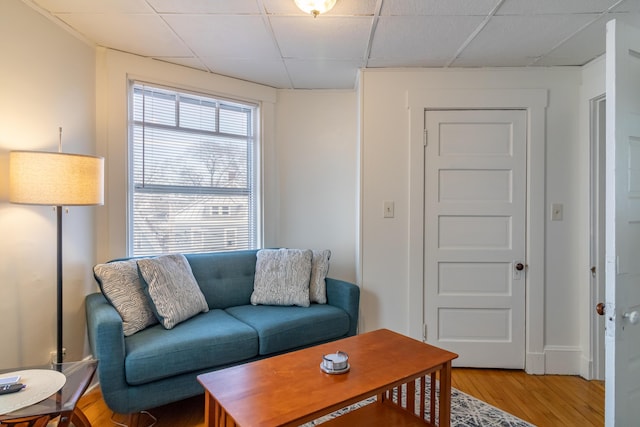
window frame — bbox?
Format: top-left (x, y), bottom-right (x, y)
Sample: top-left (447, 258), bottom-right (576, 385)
top-left (126, 80), bottom-right (262, 256)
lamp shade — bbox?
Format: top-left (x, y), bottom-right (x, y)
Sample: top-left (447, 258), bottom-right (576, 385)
top-left (9, 151), bottom-right (104, 206)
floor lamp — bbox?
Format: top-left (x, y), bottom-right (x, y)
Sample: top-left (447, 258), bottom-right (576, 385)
top-left (9, 140), bottom-right (104, 365)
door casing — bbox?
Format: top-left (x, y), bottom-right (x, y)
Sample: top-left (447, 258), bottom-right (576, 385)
top-left (589, 94), bottom-right (606, 381)
top-left (407, 89), bottom-right (548, 374)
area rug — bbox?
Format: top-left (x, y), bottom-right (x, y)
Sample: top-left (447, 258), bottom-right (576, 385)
top-left (303, 376), bottom-right (536, 427)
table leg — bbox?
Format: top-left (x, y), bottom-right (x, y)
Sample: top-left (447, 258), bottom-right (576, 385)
top-left (70, 408), bottom-right (92, 427)
top-left (438, 362), bottom-right (452, 427)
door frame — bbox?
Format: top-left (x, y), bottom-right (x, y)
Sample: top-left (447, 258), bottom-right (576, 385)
top-left (407, 89), bottom-right (548, 374)
top-left (589, 94), bottom-right (606, 380)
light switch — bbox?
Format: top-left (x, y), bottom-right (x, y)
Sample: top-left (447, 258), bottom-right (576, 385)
top-left (383, 201), bottom-right (395, 218)
top-left (551, 203), bottom-right (563, 221)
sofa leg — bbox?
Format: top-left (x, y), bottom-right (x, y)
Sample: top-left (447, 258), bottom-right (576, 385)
top-left (127, 413), bottom-right (141, 427)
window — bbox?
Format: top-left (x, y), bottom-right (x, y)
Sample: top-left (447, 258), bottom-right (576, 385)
top-left (128, 82), bottom-right (259, 256)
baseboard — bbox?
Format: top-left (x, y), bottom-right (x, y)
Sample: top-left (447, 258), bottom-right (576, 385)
top-left (579, 354), bottom-right (593, 379)
top-left (525, 351), bottom-right (545, 374)
top-left (543, 345), bottom-right (582, 375)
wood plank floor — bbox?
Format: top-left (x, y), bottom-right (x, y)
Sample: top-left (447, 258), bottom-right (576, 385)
top-left (77, 368), bottom-right (605, 427)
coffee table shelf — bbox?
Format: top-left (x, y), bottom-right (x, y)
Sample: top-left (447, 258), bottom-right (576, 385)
top-left (321, 401), bottom-right (432, 427)
top-left (198, 329), bottom-right (457, 427)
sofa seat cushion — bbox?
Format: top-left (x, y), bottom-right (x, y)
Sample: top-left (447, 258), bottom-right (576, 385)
top-left (124, 309), bottom-right (258, 385)
top-left (225, 304), bottom-right (350, 355)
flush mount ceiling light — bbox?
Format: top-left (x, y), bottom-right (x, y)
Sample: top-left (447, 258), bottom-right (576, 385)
top-left (294, 0), bottom-right (337, 17)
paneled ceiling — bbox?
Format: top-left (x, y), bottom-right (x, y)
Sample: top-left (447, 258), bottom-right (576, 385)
top-left (22, 0), bottom-right (640, 89)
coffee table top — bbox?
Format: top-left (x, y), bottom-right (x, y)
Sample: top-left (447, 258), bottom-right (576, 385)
top-left (198, 328), bottom-right (458, 427)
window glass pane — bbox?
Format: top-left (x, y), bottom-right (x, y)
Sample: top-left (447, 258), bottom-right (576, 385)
top-left (132, 192), bottom-right (251, 254)
top-left (179, 95), bottom-right (217, 132)
top-left (129, 82), bottom-right (258, 257)
top-left (220, 105), bottom-right (250, 136)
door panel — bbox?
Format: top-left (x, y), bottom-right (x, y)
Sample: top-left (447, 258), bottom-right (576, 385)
top-left (424, 109), bottom-right (526, 368)
top-left (605, 19), bottom-right (640, 426)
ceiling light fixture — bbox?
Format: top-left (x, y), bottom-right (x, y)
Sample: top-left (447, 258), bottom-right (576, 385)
top-left (294, 0), bottom-right (337, 18)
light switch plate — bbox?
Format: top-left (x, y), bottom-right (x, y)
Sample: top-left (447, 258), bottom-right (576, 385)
top-left (383, 201), bottom-right (394, 218)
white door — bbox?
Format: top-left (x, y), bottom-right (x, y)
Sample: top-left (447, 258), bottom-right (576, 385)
top-left (604, 19), bottom-right (640, 426)
top-left (424, 109), bottom-right (527, 368)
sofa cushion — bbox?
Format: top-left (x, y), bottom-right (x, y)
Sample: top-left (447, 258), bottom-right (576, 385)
top-left (251, 248), bottom-right (313, 307)
top-left (138, 254), bottom-right (209, 329)
top-left (124, 309), bottom-right (258, 385)
top-left (310, 250), bottom-right (331, 304)
top-left (94, 259), bottom-right (158, 336)
top-left (225, 304), bottom-right (350, 355)
top-left (185, 250), bottom-right (257, 309)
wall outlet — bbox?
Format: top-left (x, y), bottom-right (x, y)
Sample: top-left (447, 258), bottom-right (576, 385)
top-left (50, 348), bottom-right (67, 364)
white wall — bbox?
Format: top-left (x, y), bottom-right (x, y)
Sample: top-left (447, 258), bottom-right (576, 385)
top-left (358, 68), bottom-right (588, 374)
top-left (273, 90), bottom-right (358, 282)
top-left (0, 0), bottom-right (97, 366)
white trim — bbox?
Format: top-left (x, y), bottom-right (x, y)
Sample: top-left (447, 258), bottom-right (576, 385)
top-left (588, 94), bottom-right (607, 381)
top-left (407, 88), bottom-right (548, 374)
top-left (544, 345), bottom-right (584, 375)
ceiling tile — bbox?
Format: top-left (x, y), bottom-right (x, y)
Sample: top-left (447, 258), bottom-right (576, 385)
top-left (270, 16), bottom-right (372, 59)
top-left (263, 0), bottom-right (378, 16)
top-left (285, 59), bottom-right (363, 89)
top-left (200, 56), bottom-right (292, 88)
top-left (369, 16), bottom-right (485, 62)
top-left (147, 0), bottom-right (260, 14)
top-left (55, 13), bottom-right (190, 57)
top-left (453, 14), bottom-right (600, 66)
top-left (32, 0), bottom-right (153, 13)
top-left (366, 57), bottom-right (448, 68)
top-left (534, 15), bottom-right (608, 65)
top-left (153, 56), bottom-right (209, 72)
top-left (163, 14), bottom-right (281, 58)
top-left (381, 0), bottom-right (501, 16)
top-left (612, 0), bottom-right (640, 13)
top-left (496, 0), bottom-right (620, 15)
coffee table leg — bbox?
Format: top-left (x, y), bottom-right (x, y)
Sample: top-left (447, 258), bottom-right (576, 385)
top-left (205, 392), bottom-right (237, 427)
top-left (204, 392), bottom-right (214, 427)
top-left (439, 361), bottom-right (452, 427)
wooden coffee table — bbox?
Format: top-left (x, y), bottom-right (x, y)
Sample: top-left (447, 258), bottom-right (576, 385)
top-left (197, 328), bottom-right (458, 427)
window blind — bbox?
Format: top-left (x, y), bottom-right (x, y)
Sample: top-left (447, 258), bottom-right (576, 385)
top-left (129, 82), bottom-right (259, 256)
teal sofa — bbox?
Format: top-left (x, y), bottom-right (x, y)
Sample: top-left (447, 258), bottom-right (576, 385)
top-left (85, 249), bottom-right (360, 418)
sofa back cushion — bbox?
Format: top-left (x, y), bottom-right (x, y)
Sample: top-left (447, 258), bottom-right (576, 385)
top-left (185, 250), bottom-right (258, 309)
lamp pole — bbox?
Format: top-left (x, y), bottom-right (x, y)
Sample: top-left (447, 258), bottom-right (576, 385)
top-left (56, 205), bottom-right (63, 365)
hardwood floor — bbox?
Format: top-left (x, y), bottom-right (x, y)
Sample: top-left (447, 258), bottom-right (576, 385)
top-left (77, 368), bottom-right (605, 427)
top-left (451, 368), bottom-right (604, 426)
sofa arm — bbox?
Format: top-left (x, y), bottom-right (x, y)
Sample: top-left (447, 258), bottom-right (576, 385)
top-left (85, 293), bottom-right (129, 407)
top-left (325, 278), bottom-right (360, 336)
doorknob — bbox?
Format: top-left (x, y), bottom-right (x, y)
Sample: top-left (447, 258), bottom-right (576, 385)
top-left (596, 303), bottom-right (605, 316)
top-left (623, 310), bottom-right (640, 325)
top-left (513, 261), bottom-right (525, 280)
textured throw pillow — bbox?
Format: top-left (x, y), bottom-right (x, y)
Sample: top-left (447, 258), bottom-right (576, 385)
top-left (309, 249), bottom-right (331, 304)
top-left (137, 254), bottom-right (209, 329)
top-left (251, 248), bottom-right (313, 307)
top-left (94, 260), bottom-right (158, 336)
